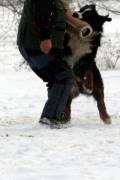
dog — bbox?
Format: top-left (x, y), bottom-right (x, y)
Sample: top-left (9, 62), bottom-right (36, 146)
top-left (63, 4), bottom-right (112, 124)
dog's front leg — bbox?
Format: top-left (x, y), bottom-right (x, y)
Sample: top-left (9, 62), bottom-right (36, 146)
top-left (63, 98), bottom-right (72, 122)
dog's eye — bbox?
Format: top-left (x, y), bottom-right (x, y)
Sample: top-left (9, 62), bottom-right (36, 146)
top-left (73, 12), bottom-right (79, 18)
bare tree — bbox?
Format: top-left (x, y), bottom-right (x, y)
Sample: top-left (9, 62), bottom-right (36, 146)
top-left (0, 0), bottom-right (120, 16)
top-left (0, 0), bottom-right (120, 70)
top-left (73, 0), bottom-right (120, 15)
top-left (96, 33), bottom-right (120, 70)
top-left (0, 0), bottom-right (24, 15)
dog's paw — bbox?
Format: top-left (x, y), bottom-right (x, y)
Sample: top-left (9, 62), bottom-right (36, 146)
top-left (104, 118), bottom-right (111, 124)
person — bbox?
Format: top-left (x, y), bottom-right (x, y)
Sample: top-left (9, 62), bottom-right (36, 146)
top-left (17, 0), bottom-right (92, 127)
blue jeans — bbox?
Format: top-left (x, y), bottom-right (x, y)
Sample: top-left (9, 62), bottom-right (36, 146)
top-left (18, 47), bottom-right (74, 120)
top-left (19, 47), bottom-right (56, 83)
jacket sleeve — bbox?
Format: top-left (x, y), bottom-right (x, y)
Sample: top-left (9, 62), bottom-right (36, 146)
top-left (32, 0), bottom-right (53, 41)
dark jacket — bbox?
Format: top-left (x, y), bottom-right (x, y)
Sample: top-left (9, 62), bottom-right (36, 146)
top-left (17, 0), bottom-right (66, 49)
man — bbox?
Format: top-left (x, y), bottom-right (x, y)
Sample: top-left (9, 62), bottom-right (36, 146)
top-left (17, 0), bottom-right (92, 127)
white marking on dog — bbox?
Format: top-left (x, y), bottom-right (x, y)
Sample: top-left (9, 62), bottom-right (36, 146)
top-left (65, 30), bottom-right (93, 67)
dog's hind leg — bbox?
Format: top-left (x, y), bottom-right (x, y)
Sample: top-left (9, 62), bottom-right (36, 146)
top-left (92, 67), bottom-right (111, 124)
top-left (93, 90), bottom-right (111, 124)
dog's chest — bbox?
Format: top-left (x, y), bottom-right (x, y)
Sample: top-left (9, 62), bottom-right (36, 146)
top-left (65, 32), bottom-right (92, 67)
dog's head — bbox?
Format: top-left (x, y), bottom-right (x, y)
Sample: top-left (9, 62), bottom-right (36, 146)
top-left (73, 4), bottom-right (112, 32)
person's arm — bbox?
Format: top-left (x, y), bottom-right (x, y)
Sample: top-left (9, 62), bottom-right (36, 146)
top-left (32, 0), bottom-right (53, 53)
top-left (32, 0), bottom-right (53, 41)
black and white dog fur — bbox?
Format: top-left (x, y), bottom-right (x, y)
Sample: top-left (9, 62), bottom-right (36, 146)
top-left (63, 4), bottom-right (112, 124)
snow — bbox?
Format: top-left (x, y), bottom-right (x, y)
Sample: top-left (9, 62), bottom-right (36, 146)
top-left (1, 2), bottom-right (120, 180)
top-left (0, 70), bottom-right (120, 180)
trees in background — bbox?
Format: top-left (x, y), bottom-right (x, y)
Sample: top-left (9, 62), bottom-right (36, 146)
top-left (0, 0), bottom-right (23, 15)
top-left (0, 0), bottom-right (120, 15)
top-left (97, 34), bottom-right (120, 70)
top-left (0, 0), bottom-right (120, 69)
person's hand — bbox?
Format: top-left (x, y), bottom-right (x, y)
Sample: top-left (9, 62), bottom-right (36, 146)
top-left (40, 39), bottom-right (52, 54)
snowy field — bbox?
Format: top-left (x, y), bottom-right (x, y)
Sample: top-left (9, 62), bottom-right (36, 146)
top-left (0, 2), bottom-right (120, 180)
top-left (0, 70), bottom-right (120, 180)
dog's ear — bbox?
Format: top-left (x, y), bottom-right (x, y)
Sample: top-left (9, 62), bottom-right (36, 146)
top-left (73, 12), bottom-right (79, 18)
top-left (105, 15), bottom-right (112, 22)
top-left (103, 15), bottom-right (112, 23)
top-left (90, 4), bottom-right (96, 10)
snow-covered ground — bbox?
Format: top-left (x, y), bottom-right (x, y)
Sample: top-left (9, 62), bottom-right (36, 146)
top-left (0, 2), bottom-right (120, 179)
top-left (0, 70), bottom-right (120, 180)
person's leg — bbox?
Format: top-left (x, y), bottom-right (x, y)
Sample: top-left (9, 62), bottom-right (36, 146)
top-left (41, 70), bottom-right (74, 122)
top-left (41, 83), bottom-right (65, 119)
top-left (55, 79), bottom-right (74, 120)
top-left (18, 47), bottom-right (54, 83)
top-left (18, 47), bottom-right (74, 124)
top-left (41, 48), bottom-right (75, 121)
